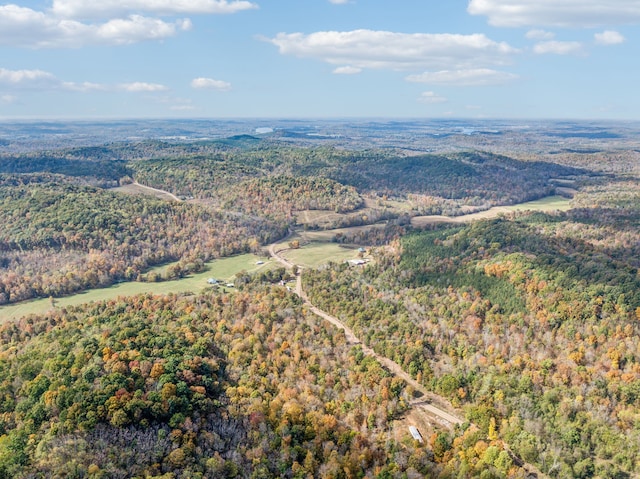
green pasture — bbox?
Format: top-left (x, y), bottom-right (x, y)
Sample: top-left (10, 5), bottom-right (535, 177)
top-left (502, 195), bottom-right (572, 212)
top-left (280, 242), bottom-right (361, 269)
top-left (0, 253), bottom-right (273, 323)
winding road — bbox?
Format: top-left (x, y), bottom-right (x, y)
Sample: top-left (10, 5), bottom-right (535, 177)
top-left (268, 241), bottom-right (463, 427)
top-left (269, 239), bottom-right (547, 478)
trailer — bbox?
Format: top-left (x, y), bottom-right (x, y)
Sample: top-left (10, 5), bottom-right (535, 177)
top-left (409, 426), bottom-right (423, 443)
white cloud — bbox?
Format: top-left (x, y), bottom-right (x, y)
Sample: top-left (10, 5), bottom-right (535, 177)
top-left (0, 68), bottom-right (170, 93)
top-left (0, 68), bottom-right (53, 83)
top-left (419, 91), bottom-right (447, 104)
top-left (191, 77), bottom-right (232, 91)
top-left (468, 0), bottom-right (640, 28)
top-left (533, 40), bottom-right (584, 55)
top-left (96, 16), bottom-right (192, 46)
top-left (0, 68), bottom-right (59, 88)
top-left (0, 6), bottom-right (190, 48)
top-left (51, 0), bottom-right (258, 19)
top-left (332, 66), bottom-right (362, 74)
top-left (119, 82), bottom-right (169, 92)
top-left (1, 94), bottom-right (17, 104)
top-left (525, 29), bottom-right (555, 40)
top-left (328, 0), bottom-right (350, 4)
top-left (62, 82), bottom-right (109, 92)
top-left (594, 30), bottom-right (625, 45)
top-left (406, 68), bottom-right (518, 86)
top-left (268, 30), bottom-right (518, 71)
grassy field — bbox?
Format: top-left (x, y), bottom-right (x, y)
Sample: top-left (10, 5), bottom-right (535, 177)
top-left (112, 183), bottom-right (179, 202)
top-left (280, 242), bottom-right (361, 268)
top-left (0, 254), bottom-right (273, 323)
top-left (412, 195), bottom-right (571, 227)
top-left (503, 195), bottom-right (572, 212)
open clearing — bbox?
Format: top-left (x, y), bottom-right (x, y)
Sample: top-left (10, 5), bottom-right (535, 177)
top-left (278, 242), bottom-right (362, 268)
top-left (296, 209), bottom-right (346, 229)
top-left (0, 254), bottom-right (273, 323)
top-left (503, 195), bottom-right (572, 211)
top-left (412, 195), bottom-right (571, 227)
top-left (112, 182), bottom-right (181, 202)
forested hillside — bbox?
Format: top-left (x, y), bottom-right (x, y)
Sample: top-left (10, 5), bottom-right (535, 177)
top-left (0, 139), bottom-right (586, 305)
top-left (130, 145), bottom-right (582, 217)
top-left (303, 179), bottom-right (640, 478)
top-left (0, 175), bottom-right (285, 304)
top-left (0, 285), bottom-right (428, 478)
top-left (0, 152), bottom-right (130, 186)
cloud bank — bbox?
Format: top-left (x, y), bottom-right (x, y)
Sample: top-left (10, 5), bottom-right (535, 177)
top-left (0, 0), bottom-right (254, 48)
top-left (268, 29), bottom-right (517, 71)
top-left (0, 68), bottom-right (169, 92)
top-left (0, 6), bottom-right (192, 48)
top-left (51, 0), bottom-right (257, 19)
top-left (468, 0), bottom-right (640, 28)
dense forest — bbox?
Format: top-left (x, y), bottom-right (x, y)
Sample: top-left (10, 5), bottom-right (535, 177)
top-left (130, 145), bottom-right (583, 217)
top-left (0, 135), bottom-right (584, 210)
top-left (303, 178), bottom-right (640, 478)
top-left (0, 284), bottom-right (430, 478)
top-left (0, 174), bottom-right (286, 304)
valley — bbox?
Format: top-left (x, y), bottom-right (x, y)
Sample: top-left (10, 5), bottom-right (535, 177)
top-left (0, 120), bottom-right (638, 478)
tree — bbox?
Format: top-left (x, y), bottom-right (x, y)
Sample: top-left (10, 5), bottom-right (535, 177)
top-left (288, 240), bottom-right (300, 249)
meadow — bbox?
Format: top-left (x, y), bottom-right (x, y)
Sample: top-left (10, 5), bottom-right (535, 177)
top-left (0, 253), bottom-right (272, 323)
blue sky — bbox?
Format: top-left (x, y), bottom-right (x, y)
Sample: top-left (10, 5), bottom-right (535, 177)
top-left (0, 0), bottom-right (639, 119)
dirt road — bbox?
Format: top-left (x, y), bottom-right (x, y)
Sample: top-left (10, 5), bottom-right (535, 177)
top-left (269, 237), bottom-right (547, 477)
top-left (268, 240), bottom-right (463, 427)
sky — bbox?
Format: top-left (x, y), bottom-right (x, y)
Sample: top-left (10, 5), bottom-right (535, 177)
top-left (1, 0), bottom-right (639, 119)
